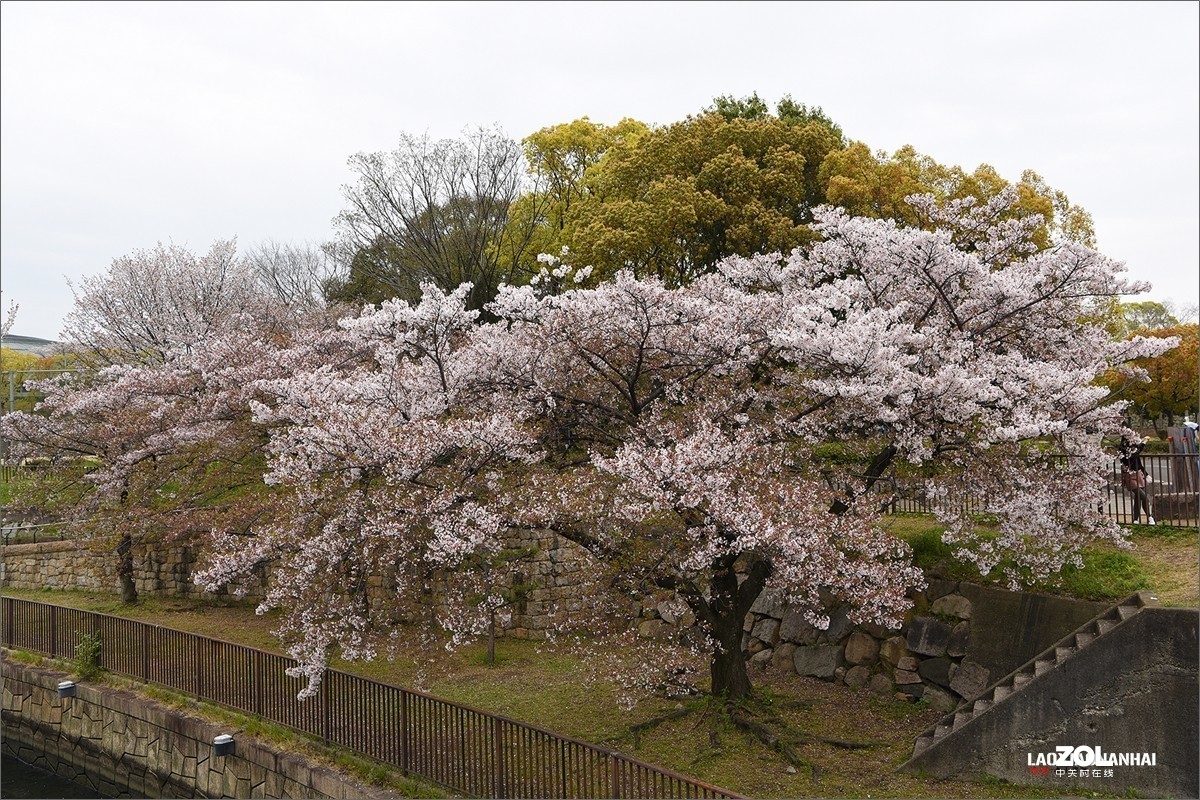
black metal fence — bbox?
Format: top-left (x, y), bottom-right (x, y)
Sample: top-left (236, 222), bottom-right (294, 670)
top-left (889, 453), bottom-right (1199, 528)
top-left (0, 597), bottom-right (741, 799)
top-left (1, 523), bottom-right (69, 545)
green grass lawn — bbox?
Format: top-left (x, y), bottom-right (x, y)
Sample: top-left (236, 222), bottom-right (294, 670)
top-left (883, 513), bottom-right (1198, 607)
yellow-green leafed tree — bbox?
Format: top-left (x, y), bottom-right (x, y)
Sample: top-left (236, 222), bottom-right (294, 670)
top-left (819, 145), bottom-right (1094, 249)
top-left (497, 117), bottom-right (648, 279)
top-left (565, 109), bottom-right (843, 285)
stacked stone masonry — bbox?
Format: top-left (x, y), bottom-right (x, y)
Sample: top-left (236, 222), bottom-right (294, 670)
top-left (4, 533), bottom-right (1105, 681)
top-left (0, 529), bottom-right (594, 639)
top-left (1, 657), bottom-right (396, 799)
top-left (636, 578), bottom-right (1107, 710)
top-left (0, 540), bottom-right (267, 602)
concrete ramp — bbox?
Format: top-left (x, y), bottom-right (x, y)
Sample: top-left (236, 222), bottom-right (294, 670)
top-left (900, 591), bottom-right (1198, 799)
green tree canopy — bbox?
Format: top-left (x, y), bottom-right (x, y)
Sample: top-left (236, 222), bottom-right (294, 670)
top-left (1119, 301), bottom-right (1180, 334)
top-left (561, 108), bottom-right (844, 284)
top-left (1104, 323), bottom-right (1198, 431)
top-left (819, 145), bottom-right (1095, 249)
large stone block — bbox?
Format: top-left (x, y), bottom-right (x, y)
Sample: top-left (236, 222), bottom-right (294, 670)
top-left (948, 658), bottom-right (990, 700)
top-left (917, 656), bottom-right (953, 688)
top-left (925, 578), bottom-right (960, 601)
top-left (931, 593), bottom-right (973, 620)
top-left (778, 609), bottom-right (818, 644)
top-left (906, 616), bottom-right (953, 657)
top-left (868, 673), bottom-right (894, 695)
top-left (818, 606), bottom-right (854, 643)
top-left (636, 619), bottom-right (671, 639)
top-left (793, 645), bottom-right (844, 679)
top-left (771, 642), bottom-right (797, 672)
top-left (749, 589), bottom-right (785, 618)
top-left (922, 684), bottom-right (957, 712)
top-left (844, 632), bottom-right (880, 666)
top-left (879, 635), bottom-right (909, 666)
top-left (751, 617), bottom-right (780, 645)
top-left (844, 665), bottom-right (871, 689)
top-left (946, 621), bottom-right (970, 657)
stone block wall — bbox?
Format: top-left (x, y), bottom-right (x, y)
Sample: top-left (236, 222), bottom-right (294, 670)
top-left (1, 656), bottom-right (396, 799)
top-left (0, 529), bottom-right (590, 638)
top-left (636, 579), bottom-right (1107, 711)
top-left (1, 540), bottom-right (111, 593)
top-left (3, 531), bottom-right (1107, 667)
top-left (503, 529), bottom-right (594, 638)
top-left (1, 539), bottom-right (268, 602)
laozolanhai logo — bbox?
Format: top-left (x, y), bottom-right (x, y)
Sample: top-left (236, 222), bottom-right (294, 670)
top-left (1028, 745), bottom-right (1157, 768)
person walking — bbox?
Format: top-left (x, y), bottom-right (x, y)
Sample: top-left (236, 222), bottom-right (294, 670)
top-left (1120, 440), bottom-right (1155, 525)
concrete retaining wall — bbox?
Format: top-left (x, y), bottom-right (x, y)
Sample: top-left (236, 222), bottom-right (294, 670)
top-left (901, 607), bottom-right (1199, 799)
top-left (1, 656), bottom-right (398, 799)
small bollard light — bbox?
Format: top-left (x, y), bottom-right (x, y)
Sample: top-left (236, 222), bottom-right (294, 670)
top-left (213, 734), bottom-right (235, 757)
top-left (57, 681), bottom-right (77, 698)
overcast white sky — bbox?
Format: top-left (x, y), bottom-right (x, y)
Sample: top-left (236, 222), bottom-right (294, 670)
top-left (2, 1), bottom-right (1197, 341)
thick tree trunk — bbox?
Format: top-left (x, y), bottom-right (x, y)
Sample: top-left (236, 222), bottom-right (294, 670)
top-left (117, 533), bottom-right (137, 604)
top-left (687, 552), bottom-right (772, 700)
top-left (710, 608), bottom-right (752, 699)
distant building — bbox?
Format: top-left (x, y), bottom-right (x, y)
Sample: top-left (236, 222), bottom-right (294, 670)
top-left (1, 334), bottom-right (62, 358)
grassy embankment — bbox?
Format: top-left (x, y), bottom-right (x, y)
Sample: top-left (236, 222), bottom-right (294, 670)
top-left (4, 515), bottom-right (1192, 798)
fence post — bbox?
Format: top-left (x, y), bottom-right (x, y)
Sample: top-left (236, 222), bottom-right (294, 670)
top-left (322, 680), bottom-right (331, 744)
top-left (194, 636), bottom-right (204, 698)
top-left (4, 598), bottom-right (12, 647)
top-left (141, 624), bottom-right (150, 681)
top-left (399, 690), bottom-right (409, 774)
top-left (560, 740), bottom-right (568, 800)
top-left (611, 755), bottom-right (620, 800)
top-left (49, 603), bottom-right (57, 657)
top-left (253, 650), bottom-right (262, 716)
top-left (493, 716), bottom-right (505, 799)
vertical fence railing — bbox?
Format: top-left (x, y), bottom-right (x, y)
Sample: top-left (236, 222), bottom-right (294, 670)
top-left (0, 597), bottom-right (741, 799)
top-left (888, 453), bottom-right (1199, 528)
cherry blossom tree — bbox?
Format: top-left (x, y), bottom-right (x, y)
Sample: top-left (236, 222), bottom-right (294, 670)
top-left (59, 240), bottom-right (280, 368)
top-left (2, 241), bottom-right (330, 602)
top-left (191, 189), bottom-right (1173, 703)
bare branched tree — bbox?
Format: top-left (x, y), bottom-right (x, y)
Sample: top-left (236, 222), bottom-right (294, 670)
top-left (334, 126), bottom-right (541, 310)
top-left (243, 240), bottom-right (335, 312)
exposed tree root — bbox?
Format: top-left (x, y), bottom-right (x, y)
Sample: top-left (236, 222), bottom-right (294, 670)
top-left (808, 736), bottom-right (881, 750)
top-left (729, 711), bottom-right (810, 771)
top-left (628, 692), bottom-right (881, 770)
top-left (629, 705), bottom-right (694, 749)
